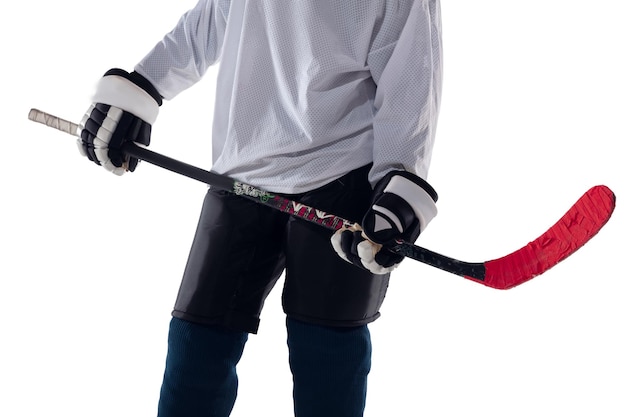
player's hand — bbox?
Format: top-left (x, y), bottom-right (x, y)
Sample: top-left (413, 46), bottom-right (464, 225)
top-left (77, 68), bottom-right (162, 175)
top-left (331, 171), bottom-right (438, 274)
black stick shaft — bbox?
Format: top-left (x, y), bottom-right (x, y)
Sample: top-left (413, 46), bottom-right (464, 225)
top-left (122, 142), bottom-right (486, 279)
top-left (28, 108), bottom-right (486, 280)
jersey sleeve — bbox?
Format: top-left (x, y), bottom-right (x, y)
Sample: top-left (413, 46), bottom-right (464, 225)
top-left (367, 0), bottom-right (443, 185)
top-left (134, 0), bottom-right (229, 100)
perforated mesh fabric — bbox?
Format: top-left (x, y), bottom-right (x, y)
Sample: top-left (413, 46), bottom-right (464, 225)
top-left (136, 0), bottom-right (442, 193)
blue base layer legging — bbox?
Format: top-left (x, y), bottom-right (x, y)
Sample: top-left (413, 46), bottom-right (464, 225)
top-left (157, 317), bottom-right (371, 417)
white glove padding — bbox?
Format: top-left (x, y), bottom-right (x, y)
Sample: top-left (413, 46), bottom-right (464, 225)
top-left (331, 223), bottom-right (400, 274)
top-left (77, 68), bottom-right (162, 175)
top-left (331, 171), bottom-right (438, 274)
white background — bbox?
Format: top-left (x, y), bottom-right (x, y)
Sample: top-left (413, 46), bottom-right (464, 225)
top-left (1, 1), bottom-right (624, 416)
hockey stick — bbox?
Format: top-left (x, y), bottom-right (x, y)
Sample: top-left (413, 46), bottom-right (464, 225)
top-left (28, 108), bottom-right (616, 289)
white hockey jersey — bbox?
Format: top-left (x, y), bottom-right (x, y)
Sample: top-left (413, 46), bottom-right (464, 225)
top-left (135, 0), bottom-right (442, 194)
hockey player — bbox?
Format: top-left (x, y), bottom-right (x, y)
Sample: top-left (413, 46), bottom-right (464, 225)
top-left (77, 1), bottom-right (442, 416)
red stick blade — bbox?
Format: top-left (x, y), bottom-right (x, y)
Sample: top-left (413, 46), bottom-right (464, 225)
top-left (482, 185), bottom-right (616, 290)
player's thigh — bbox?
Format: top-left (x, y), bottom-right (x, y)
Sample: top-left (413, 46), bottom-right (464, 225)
top-left (173, 188), bottom-right (289, 333)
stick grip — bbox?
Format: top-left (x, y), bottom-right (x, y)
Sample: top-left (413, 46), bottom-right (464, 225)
top-left (28, 108), bottom-right (80, 137)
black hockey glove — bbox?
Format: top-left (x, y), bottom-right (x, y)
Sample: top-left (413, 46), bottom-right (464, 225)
top-left (77, 68), bottom-right (162, 175)
top-left (331, 171), bottom-right (438, 274)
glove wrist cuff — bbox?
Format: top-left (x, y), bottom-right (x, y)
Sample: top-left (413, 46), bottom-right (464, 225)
top-left (384, 175), bottom-right (437, 232)
top-left (92, 69), bottom-right (161, 124)
top-left (378, 171), bottom-right (438, 233)
top-left (103, 68), bottom-right (163, 105)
